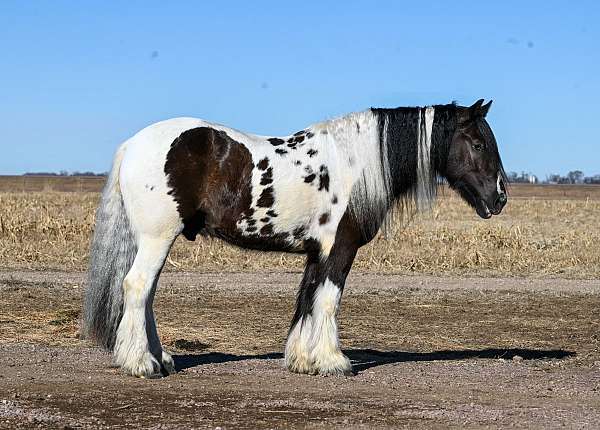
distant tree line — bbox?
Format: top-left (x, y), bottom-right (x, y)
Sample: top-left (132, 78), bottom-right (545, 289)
top-left (23, 171), bottom-right (107, 177)
top-left (507, 171), bottom-right (600, 185)
top-left (546, 170), bottom-right (600, 184)
top-left (21, 170), bottom-right (600, 184)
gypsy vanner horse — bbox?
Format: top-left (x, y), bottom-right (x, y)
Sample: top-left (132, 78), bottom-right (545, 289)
top-left (83, 99), bottom-right (507, 378)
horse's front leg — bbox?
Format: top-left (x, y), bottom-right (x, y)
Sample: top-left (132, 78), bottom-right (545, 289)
top-left (285, 227), bottom-right (359, 376)
top-left (307, 276), bottom-right (352, 376)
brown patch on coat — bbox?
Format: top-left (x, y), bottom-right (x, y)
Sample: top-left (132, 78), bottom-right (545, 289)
top-left (164, 127), bottom-right (298, 252)
top-left (164, 127), bottom-right (254, 240)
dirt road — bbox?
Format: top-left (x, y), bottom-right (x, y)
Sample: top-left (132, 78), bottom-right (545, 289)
top-left (1, 271), bottom-right (599, 429)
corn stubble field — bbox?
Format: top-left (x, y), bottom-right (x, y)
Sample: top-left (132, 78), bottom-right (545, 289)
top-left (0, 182), bottom-right (598, 278)
top-left (1, 177), bottom-right (600, 429)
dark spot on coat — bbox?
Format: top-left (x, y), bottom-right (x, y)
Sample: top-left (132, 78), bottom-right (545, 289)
top-left (303, 238), bottom-right (320, 253)
top-left (257, 157), bottom-right (269, 170)
top-left (257, 186), bottom-right (275, 207)
top-left (318, 165), bottom-right (330, 191)
top-left (245, 207), bottom-right (255, 217)
top-left (260, 167), bottom-right (273, 185)
top-left (321, 130), bottom-right (328, 135)
top-left (319, 213), bottom-right (330, 225)
top-left (287, 135), bottom-right (305, 145)
top-left (293, 226), bottom-right (305, 239)
top-left (306, 132), bottom-right (314, 139)
top-left (260, 223), bottom-right (274, 235)
top-left (266, 209), bottom-right (278, 217)
top-left (246, 218), bottom-right (257, 227)
top-left (275, 148), bottom-right (288, 155)
top-left (268, 138), bottom-right (285, 146)
top-left (331, 195), bottom-right (338, 204)
top-left (356, 122), bottom-right (360, 133)
top-left (293, 130), bottom-right (305, 136)
top-left (293, 160), bottom-right (302, 166)
top-left (304, 174), bottom-right (316, 184)
top-left (246, 226), bottom-right (257, 232)
top-left (307, 149), bottom-right (318, 157)
top-left (304, 165), bottom-right (313, 174)
top-left (260, 217), bottom-right (270, 223)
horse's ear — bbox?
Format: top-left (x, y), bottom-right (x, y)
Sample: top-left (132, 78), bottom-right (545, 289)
top-left (470, 99), bottom-right (485, 112)
top-left (458, 99), bottom-right (491, 124)
top-left (479, 100), bottom-right (492, 117)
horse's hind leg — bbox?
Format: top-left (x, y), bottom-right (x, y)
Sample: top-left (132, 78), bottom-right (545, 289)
top-left (145, 277), bottom-right (176, 375)
top-left (113, 235), bottom-right (174, 377)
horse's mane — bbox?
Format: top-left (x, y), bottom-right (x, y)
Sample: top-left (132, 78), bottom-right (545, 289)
top-left (345, 103), bottom-right (459, 238)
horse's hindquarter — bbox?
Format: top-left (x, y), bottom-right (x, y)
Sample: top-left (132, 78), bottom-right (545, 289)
top-left (119, 118), bottom-right (208, 239)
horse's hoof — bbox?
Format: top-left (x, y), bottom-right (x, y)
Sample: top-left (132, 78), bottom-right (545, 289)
top-left (117, 351), bottom-right (162, 378)
top-left (161, 350), bottom-right (177, 376)
top-left (310, 352), bottom-right (353, 377)
top-left (321, 367), bottom-right (354, 377)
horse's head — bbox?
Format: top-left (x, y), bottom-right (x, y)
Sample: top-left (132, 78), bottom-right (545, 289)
top-left (443, 99), bottom-right (508, 219)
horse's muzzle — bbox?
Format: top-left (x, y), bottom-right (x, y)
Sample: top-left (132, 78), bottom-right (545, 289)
top-left (491, 192), bottom-right (507, 215)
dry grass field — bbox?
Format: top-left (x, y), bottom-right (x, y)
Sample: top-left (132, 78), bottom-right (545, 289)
top-left (0, 178), bottom-right (599, 278)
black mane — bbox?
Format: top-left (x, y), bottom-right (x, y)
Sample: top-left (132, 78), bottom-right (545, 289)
top-left (371, 103), bottom-right (458, 200)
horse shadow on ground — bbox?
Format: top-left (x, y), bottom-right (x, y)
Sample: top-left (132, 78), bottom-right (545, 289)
top-left (173, 348), bottom-right (575, 373)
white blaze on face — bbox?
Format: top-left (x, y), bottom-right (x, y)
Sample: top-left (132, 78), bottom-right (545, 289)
top-left (497, 173), bottom-right (503, 194)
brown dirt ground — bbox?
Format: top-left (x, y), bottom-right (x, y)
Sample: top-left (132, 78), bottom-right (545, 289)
top-left (1, 271), bottom-right (599, 429)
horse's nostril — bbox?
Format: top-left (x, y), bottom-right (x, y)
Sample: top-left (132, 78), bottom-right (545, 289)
top-left (496, 193), bottom-right (507, 206)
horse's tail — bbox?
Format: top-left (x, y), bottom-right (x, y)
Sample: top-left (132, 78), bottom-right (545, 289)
top-left (83, 142), bottom-right (137, 350)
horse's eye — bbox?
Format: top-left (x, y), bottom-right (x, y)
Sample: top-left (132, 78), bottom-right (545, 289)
top-left (471, 142), bottom-right (484, 151)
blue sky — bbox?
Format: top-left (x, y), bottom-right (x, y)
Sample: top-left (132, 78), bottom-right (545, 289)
top-left (1, 1), bottom-right (598, 177)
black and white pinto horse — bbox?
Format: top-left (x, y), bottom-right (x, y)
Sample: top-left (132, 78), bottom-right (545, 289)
top-left (83, 99), bottom-right (508, 378)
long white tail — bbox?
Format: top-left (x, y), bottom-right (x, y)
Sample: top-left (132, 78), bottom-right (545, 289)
top-left (83, 144), bottom-right (137, 350)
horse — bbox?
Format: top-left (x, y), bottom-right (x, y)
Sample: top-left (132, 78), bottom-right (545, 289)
top-left (83, 99), bottom-right (508, 378)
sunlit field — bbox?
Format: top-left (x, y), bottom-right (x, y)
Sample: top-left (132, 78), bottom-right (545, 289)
top-left (1, 181), bottom-right (598, 279)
